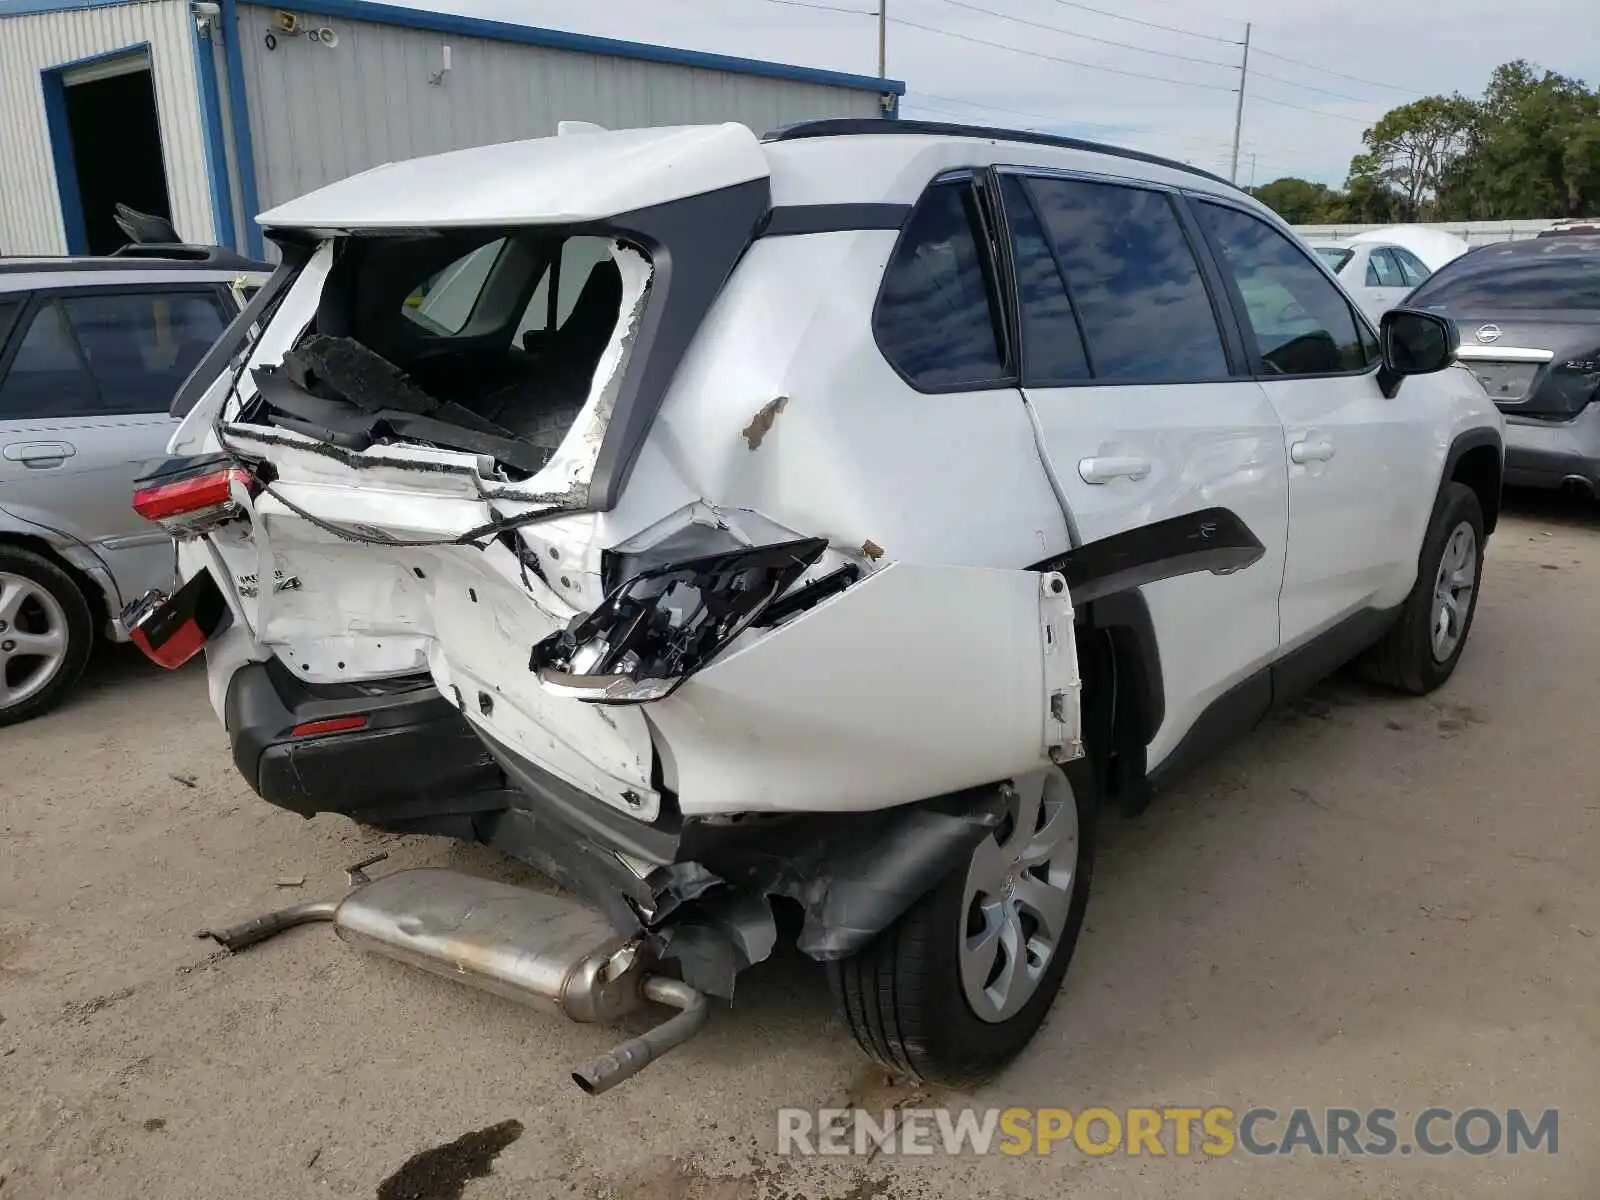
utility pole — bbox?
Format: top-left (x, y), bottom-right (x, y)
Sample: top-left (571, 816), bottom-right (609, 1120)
top-left (1229, 21), bottom-right (1251, 185)
top-left (877, 2), bottom-right (887, 78)
top-left (1250, 153), bottom-right (1258, 188)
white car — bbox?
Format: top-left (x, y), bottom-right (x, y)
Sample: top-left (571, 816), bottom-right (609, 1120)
top-left (129, 119), bottom-right (1503, 1088)
top-left (1310, 238), bottom-right (1436, 323)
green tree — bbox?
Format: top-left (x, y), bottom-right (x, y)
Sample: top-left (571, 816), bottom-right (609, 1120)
top-left (1347, 95), bottom-right (1479, 219)
top-left (1249, 176), bottom-right (1339, 223)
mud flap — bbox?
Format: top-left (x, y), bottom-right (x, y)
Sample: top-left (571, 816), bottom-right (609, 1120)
top-left (644, 563), bottom-right (1078, 815)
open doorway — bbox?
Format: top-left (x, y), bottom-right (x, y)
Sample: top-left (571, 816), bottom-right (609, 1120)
top-left (43, 51), bottom-right (173, 255)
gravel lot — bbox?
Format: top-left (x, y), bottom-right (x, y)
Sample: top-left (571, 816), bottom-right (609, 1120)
top-left (3, 494), bottom-right (1598, 1199)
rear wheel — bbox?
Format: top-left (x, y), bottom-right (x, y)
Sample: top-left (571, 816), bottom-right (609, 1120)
top-left (1357, 482), bottom-right (1484, 695)
top-left (0, 546), bottom-right (94, 727)
top-left (827, 764), bottom-right (1097, 1087)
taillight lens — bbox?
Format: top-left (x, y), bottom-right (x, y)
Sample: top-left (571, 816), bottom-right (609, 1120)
top-left (132, 457), bottom-right (256, 535)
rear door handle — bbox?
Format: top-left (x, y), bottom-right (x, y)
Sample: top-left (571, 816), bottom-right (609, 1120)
top-left (3, 441), bottom-right (76, 468)
top-left (1078, 455), bottom-right (1151, 484)
top-left (1289, 439), bottom-right (1335, 464)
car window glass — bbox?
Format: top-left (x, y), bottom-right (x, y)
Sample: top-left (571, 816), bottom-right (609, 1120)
top-left (999, 175), bottom-right (1091, 384)
top-left (1197, 202), bottom-right (1372, 375)
top-left (874, 180), bottom-right (1006, 388)
top-left (515, 236), bottom-right (615, 343)
top-left (1410, 246), bottom-right (1600, 311)
top-left (60, 292), bottom-right (230, 414)
top-left (0, 301), bottom-right (99, 419)
top-left (402, 238), bottom-right (506, 334)
top-left (0, 298), bottom-right (20, 348)
top-left (1025, 176), bottom-right (1227, 382)
top-left (1392, 247), bottom-right (1432, 286)
top-left (1314, 246), bottom-right (1352, 273)
top-left (1369, 249), bottom-right (1407, 288)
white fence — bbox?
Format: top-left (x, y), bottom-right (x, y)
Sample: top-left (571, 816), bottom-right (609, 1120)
top-left (1291, 219), bottom-right (1562, 248)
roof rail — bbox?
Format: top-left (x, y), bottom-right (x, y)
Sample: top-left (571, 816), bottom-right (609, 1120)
top-left (108, 242), bottom-right (266, 268)
top-left (763, 118), bottom-right (1237, 191)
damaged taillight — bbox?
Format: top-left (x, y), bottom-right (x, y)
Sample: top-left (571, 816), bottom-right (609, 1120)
top-left (531, 537), bottom-right (829, 703)
top-left (132, 454), bottom-right (258, 536)
top-left (123, 569), bottom-right (234, 670)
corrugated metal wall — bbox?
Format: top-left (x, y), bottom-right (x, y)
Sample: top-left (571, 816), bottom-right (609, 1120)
top-left (234, 5), bottom-right (885, 211)
top-left (0, 0), bottom-right (213, 255)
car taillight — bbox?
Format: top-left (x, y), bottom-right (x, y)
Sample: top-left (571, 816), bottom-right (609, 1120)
top-left (132, 456), bottom-right (257, 535)
top-left (123, 569), bottom-right (233, 669)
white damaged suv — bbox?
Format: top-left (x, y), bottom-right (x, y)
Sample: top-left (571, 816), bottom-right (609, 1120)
top-left (129, 119), bottom-right (1503, 1085)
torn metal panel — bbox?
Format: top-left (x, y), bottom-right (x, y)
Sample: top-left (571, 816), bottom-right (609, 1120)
top-left (645, 562), bottom-right (1077, 815)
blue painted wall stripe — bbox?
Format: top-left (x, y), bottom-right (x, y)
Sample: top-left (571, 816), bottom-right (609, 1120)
top-left (38, 66), bottom-right (88, 254)
top-left (190, 23), bottom-right (235, 249)
top-left (218, 0), bottom-right (263, 257)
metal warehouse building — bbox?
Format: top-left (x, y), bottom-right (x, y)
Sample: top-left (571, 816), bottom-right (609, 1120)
top-left (0, 0), bottom-right (905, 258)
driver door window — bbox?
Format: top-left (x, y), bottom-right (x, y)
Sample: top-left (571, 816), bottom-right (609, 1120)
top-left (1194, 201), bottom-right (1373, 376)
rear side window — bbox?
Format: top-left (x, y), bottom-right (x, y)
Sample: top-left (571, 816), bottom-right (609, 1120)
top-left (1391, 247), bottom-right (1432, 286)
top-left (874, 181), bottom-right (1006, 389)
top-left (0, 298), bottom-right (20, 348)
top-left (1000, 176), bottom-right (1091, 384)
top-left (1024, 176), bottom-right (1228, 382)
top-left (0, 301), bottom-right (97, 419)
top-left (0, 290), bottom-right (227, 419)
top-left (402, 239), bottom-right (505, 335)
top-left (1196, 202), bottom-right (1373, 376)
top-left (1366, 249), bottom-right (1406, 288)
top-left (1410, 247), bottom-right (1600, 311)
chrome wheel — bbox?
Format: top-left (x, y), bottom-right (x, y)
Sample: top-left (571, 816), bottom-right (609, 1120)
top-left (959, 768), bottom-right (1079, 1024)
top-left (0, 571), bottom-right (70, 711)
top-left (1431, 521), bottom-right (1477, 663)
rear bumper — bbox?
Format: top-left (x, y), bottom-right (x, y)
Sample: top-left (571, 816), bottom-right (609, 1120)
top-left (223, 660), bottom-right (503, 824)
top-left (1503, 406), bottom-right (1600, 492)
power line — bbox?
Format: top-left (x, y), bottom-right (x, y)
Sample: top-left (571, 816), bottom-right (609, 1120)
top-left (1037, 0), bottom-right (1242, 46)
top-left (889, 14), bottom-right (1239, 91)
top-left (912, 91), bottom-right (1241, 154)
top-left (757, 0), bottom-right (877, 13)
top-left (1249, 68), bottom-right (1392, 109)
top-left (1248, 92), bottom-right (1374, 125)
top-left (1249, 45), bottom-right (1429, 97)
top-left (929, 0), bottom-right (1237, 68)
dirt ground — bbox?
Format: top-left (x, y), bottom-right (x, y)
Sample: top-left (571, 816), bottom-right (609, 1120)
top-left (2, 493), bottom-right (1598, 1199)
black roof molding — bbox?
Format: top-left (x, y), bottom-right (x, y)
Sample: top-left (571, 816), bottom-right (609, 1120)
top-left (764, 118), bottom-right (1238, 191)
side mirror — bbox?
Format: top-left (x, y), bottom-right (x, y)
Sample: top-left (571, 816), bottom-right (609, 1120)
top-left (1377, 308), bottom-right (1458, 398)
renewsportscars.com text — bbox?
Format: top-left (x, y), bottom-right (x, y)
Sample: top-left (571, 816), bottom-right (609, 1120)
top-left (777, 1106), bottom-right (1559, 1158)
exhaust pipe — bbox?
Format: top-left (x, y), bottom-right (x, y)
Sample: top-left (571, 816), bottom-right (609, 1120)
top-left (200, 869), bottom-right (708, 1095)
top-left (1560, 475), bottom-right (1595, 500)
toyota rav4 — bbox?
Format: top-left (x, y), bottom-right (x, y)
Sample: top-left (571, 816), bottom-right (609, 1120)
top-left (128, 119), bottom-right (1503, 1086)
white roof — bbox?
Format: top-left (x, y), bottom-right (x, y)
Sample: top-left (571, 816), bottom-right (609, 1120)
top-left (258, 123), bottom-right (770, 230)
top-left (258, 120), bottom-right (1265, 232)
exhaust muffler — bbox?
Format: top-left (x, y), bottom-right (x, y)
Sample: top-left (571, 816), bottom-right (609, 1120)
top-left (201, 868), bottom-right (707, 1095)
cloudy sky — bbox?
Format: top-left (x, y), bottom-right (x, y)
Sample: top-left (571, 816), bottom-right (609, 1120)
top-left (399, 0), bottom-right (1595, 187)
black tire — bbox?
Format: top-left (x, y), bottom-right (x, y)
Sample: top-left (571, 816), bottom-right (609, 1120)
top-left (0, 545), bottom-right (94, 728)
top-left (1357, 481), bottom-right (1485, 695)
top-left (827, 762), bottom-right (1098, 1087)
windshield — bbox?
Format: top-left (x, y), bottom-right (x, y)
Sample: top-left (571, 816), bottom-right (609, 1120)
top-left (1410, 245), bottom-right (1600, 312)
top-left (1314, 246), bottom-right (1352, 273)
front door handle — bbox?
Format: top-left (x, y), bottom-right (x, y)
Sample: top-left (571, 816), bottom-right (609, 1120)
top-left (3, 441), bottom-right (76, 468)
top-left (1078, 455), bottom-right (1151, 484)
top-left (1289, 439), bottom-right (1335, 464)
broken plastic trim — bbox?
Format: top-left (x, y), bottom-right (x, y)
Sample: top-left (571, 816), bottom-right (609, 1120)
top-left (530, 537), bottom-right (829, 703)
top-left (1029, 506), bottom-right (1265, 606)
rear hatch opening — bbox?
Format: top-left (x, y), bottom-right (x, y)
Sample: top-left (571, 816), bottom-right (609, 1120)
top-left (234, 228), bottom-right (651, 490)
